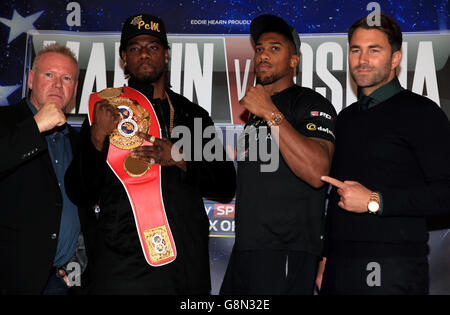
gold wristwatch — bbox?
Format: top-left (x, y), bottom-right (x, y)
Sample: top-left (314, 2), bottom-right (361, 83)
top-left (367, 192), bottom-right (380, 214)
top-left (266, 111), bottom-right (285, 127)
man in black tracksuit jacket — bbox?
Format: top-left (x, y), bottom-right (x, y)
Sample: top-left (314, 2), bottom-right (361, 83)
top-left (65, 14), bottom-right (236, 294)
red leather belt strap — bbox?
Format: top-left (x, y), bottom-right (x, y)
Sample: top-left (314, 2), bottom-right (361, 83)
top-left (88, 86), bottom-right (176, 266)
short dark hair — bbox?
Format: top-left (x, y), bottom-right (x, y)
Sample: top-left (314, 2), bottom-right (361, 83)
top-left (348, 12), bottom-right (403, 52)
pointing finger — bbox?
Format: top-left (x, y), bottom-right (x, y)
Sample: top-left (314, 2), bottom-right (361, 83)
top-left (321, 176), bottom-right (346, 189)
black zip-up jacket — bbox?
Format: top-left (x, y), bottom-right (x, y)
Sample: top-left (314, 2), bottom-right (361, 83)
top-left (65, 87), bottom-right (236, 294)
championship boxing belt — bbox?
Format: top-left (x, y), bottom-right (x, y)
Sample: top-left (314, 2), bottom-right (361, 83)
top-left (88, 86), bottom-right (176, 266)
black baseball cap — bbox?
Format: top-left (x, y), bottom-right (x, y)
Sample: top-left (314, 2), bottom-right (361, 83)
top-left (119, 13), bottom-right (169, 57)
top-left (250, 14), bottom-right (300, 55)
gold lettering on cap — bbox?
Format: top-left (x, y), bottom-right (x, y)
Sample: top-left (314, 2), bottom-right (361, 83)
top-left (151, 22), bottom-right (160, 32)
top-left (130, 15), bottom-right (160, 32)
top-left (130, 15), bottom-right (143, 25)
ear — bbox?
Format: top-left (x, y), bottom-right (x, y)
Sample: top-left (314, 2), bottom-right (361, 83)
top-left (165, 49), bottom-right (169, 63)
top-left (290, 54), bottom-right (300, 69)
top-left (121, 50), bottom-right (127, 64)
top-left (391, 50), bottom-right (402, 70)
top-left (27, 69), bottom-right (34, 90)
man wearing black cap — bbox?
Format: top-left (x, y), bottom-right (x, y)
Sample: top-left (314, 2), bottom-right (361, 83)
top-left (220, 14), bottom-right (337, 295)
top-left (65, 14), bottom-right (236, 294)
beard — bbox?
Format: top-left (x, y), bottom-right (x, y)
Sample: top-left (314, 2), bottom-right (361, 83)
top-left (255, 61), bottom-right (288, 86)
top-left (125, 60), bottom-right (166, 85)
top-left (350, 61), bottom-right (392, 89)
top-left (256, 73), bottom-right (281, 85)
top-left (131, 68), bottom-right (164, 85)
top-left (127, 63), bottom-right (170, 99)
top-left (256, 67), bottom-right (285, 85)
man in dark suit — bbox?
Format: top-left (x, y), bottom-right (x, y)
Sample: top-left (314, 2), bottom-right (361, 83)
top-left (318, 13), bottom-right (450, 295)
top-left (0, 43), bottom-right (83, 294)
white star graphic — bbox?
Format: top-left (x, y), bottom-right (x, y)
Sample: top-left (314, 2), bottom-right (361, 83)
top-left (0, 84), bottom-right (21, 105)
top-left (0, 9), bottom-right (44, 44)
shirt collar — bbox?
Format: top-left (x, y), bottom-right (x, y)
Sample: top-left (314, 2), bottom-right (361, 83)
top-left (26, 98), bottom-right (38, 115)
top-left (359, 76), bottom-right (404, 108)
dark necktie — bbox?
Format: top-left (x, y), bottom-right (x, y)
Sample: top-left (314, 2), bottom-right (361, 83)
top-left (358, 95), bottom-right (372, 111)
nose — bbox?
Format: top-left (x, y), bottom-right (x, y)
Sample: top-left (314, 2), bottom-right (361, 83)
top-left (359, 49), bottom-right (369, 64)
top-left (257, 48), bottom-right (270, 63)
top-left (53, 76), bottom-right (63, 88)
top-left (139, 47), bottom-right (151, 60)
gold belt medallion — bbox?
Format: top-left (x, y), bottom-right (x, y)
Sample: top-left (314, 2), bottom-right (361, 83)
top-left (143, 225), bottom-right (175, 263)
top-left (123, 154), bottom-right (150, 177)
top-left (97, 87), bottom-right (122, 99)
top-left (107, 97), bottom-right (151, 150)
top-left (97, 88), bottom-right (152, 177)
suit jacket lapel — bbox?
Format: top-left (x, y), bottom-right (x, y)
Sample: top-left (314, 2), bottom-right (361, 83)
top-left (19, 99), bottom-right (61, 187)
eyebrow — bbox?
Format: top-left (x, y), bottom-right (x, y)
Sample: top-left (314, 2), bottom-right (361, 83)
top-left (127, 40), bottom-right (162, 46)
top-left (256, 41), bottom-right (283, 46)
top-left (350, 44), bottom-right (383, 49)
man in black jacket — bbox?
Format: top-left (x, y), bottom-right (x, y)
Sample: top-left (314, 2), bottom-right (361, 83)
top-left (318, 13), bottom-right (450, 294)
top-left (0, 43), bottom-right (83, 294)
top-left (65, 13), bottom-right (236, 294)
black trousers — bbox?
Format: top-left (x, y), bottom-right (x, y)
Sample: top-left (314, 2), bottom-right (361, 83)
top-left (320, 255), bottom-right (429, 295)
top-left (220, 248), bottom-right (319, 295)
